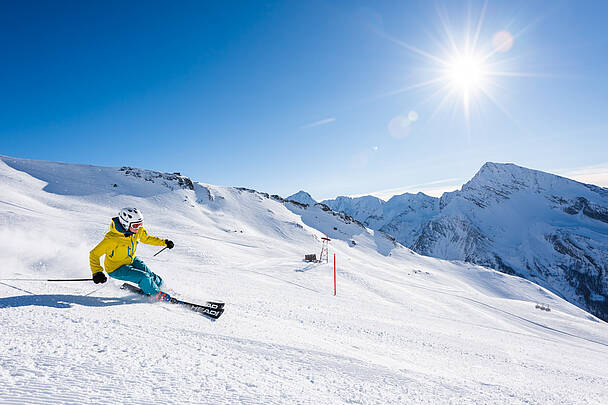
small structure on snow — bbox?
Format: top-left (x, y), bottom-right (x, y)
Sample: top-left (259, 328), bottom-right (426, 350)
top-left (304, 254), bottom-right (317, 262)
top-left (535, 303), bottom-right (551, 312)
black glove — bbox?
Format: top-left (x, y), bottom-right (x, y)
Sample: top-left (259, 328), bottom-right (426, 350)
top-left (93, 272), bottom-right (107, 284)
top-left (165, 239), bottom-right (174, 249)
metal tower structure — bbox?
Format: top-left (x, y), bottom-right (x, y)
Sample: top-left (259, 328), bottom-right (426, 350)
top-left (319, 236), bottom-right (331, 263)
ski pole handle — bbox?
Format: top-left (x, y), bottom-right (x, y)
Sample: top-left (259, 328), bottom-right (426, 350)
top-left (154, 247), bottom-right (168, 257)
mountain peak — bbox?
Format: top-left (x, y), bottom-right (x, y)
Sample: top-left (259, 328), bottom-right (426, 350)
top-left (475, 161), bottom-right (531, 177)
top-left (386, 191), bottom-right (435, 204)
top-left (472, 162), bottom-right (580, 184)
top-left (466, 162), bottom-right (563, 194)
top-left (286, 190), bottom-right (317, 205)
top-left (444, 161), bottom-right (608, 214)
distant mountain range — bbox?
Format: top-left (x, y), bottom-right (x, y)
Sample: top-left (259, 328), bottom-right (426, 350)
top-left (289, 163), bottom-right (608, 321)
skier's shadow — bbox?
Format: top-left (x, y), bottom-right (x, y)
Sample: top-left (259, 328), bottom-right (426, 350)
top-left (0, 293), bottom-right (143, 309)
top-left (0, 280), bottom-right (148, 309)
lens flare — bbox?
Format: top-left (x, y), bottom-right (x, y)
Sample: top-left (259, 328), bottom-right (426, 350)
top-left (492, 30), bottom-right (514, 52)
top-left (388, 115), bottom-right (412, 139)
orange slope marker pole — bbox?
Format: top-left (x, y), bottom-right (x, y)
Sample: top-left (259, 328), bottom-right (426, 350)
top-left (333, 254), bottom-right (336, 296)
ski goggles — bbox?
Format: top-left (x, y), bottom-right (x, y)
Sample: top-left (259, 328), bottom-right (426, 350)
top-left (129, 221), bottom-right (143, 231)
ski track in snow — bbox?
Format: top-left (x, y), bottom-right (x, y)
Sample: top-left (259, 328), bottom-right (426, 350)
top-left (1, 156), bottom-right (608, 404)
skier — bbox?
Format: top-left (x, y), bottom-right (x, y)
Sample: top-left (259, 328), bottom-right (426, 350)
top-left (89, 207), bottom-right (174, 297)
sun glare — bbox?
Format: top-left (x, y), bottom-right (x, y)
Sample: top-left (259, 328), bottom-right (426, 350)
top-left (378, 3), bottom-right (539, 128)
top-left (446, 54), bottom-right (486, 91)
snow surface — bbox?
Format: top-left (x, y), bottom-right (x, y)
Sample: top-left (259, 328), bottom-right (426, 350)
top-left (1, 156), bottom-right (607, 404)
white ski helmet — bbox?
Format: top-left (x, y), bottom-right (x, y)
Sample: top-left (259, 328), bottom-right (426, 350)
top-left (118, 207), bottom-right (144, 230)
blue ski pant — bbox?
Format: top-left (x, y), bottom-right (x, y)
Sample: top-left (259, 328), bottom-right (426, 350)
top-left (109, 257), bottom-right (163, 295)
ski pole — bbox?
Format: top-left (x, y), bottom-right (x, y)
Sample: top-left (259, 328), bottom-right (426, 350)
top-left (154, 247), bottom-right (168, 257)
top-left (0, 278), bottom-right (92, 282)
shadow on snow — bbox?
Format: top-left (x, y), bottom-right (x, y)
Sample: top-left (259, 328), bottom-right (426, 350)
top-left (0, 294), bottom-right (143, 309)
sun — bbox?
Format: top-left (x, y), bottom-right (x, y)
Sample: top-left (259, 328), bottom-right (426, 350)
top-left (446, 54), bottom-right (486, 91)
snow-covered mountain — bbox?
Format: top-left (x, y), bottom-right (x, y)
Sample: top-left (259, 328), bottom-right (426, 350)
top-left (322, 192), bottom-right (439, 247)
top-left (323, 162), bottom-right (608, 322)
top-left (1, 155), bottom-right (607, 404)
top-left (286, 190), bottom-right (317, 205)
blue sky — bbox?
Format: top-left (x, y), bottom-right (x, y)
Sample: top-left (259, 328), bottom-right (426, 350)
top-left (1, 1), bottom-right (607, 200)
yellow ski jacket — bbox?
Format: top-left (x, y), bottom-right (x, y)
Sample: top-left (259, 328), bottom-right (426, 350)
top-left (89, 217), bottom-right (167, 274)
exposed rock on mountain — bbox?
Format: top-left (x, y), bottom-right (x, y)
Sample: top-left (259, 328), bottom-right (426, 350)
top-left (119, 166), bottom-right (194, 190)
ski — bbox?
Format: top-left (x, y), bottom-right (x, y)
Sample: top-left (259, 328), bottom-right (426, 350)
top-left (121, 282), bottom-right (225, 309)
top-left (121, 283), bottom-right (225, 319)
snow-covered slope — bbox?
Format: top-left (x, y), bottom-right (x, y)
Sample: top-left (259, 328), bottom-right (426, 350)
top-left (1, 156), bottom-right (607, 404)
top-left (324, 162), bottom-right (608, 323)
